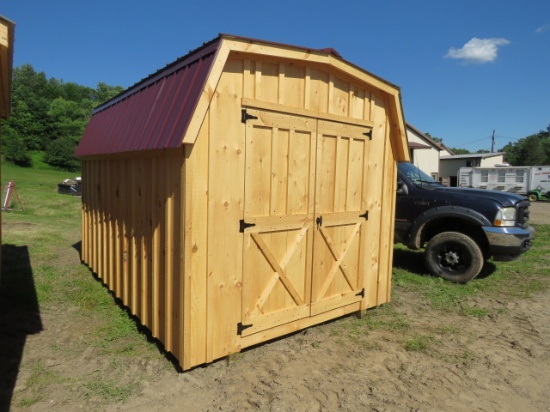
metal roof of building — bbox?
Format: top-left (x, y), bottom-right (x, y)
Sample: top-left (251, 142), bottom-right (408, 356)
top-left (76, 34), bottom-right (405, 158)
top-left (75, 37), bottom-right (221, 156)
top-left (440, 152), bottom-right (505, 160)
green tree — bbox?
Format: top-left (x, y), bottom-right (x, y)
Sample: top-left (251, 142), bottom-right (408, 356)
top-left (2, 64), bottom-right (124, 170)
top-left (48, 97), bottom-right (88, 140)
top-left (424, 132), bottom-right (443, 143)
top-left (501, 142), bottom-right (520, 165)
top-left (11, 64), bottom-right (52, 147)
top-left (542, 137), bottom-right (550, 164)
top-left (449, 148), bottom-right (471, 155)
top-left (2, 128), bottom-right (31, 167)
top-left (519, 135), bottom-right (546, 165)
top-left (499, 125), bottom-right (550, 165)
top-left (94, 82), bottom-right (124, 103)
top-left (5, 89), bottom-right (48, 150)
top-left (44, 137), bottom-right (80, 171)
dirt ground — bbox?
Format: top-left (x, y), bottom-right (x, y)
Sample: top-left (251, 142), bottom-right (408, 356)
top-left (528, 200), bottom-right (550, 225)
top-left (5, 202), bottom-right (550, 411)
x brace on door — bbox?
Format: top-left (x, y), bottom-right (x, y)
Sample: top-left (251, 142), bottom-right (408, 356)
top-left (248, 227), bottom-right (308, 316)
top-left (314, 222), bottom-right (362, 302)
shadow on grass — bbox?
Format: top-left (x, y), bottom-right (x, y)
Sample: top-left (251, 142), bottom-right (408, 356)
top-left (393, 248), bottom-right (429, 276)
top-left (72, 240), bottom-right (81, 259)
top-left (0, 244), bottom-right (43, 411)
top-left (392, 247), bottom-right (497, 281)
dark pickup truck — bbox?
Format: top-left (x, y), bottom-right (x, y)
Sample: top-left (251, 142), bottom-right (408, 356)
top-left (395, 162), bottom-right (535, 283)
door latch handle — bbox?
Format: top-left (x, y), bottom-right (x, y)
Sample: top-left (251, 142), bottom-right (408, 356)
top-left (316, 216), bottom-right (323, 228)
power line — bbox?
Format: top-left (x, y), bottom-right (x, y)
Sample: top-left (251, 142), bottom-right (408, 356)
top-left (453, 135), bottom-right (492, 149)
top-left (451, 134), bottom-right (521, 150)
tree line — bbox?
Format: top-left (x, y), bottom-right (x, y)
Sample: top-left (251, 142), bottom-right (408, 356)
top-left (1, 64), bottom-right (124, 171)
top-left (1, 64), bottom-right (549, 171)
top-left (500, 127), bottom-right (550, 166)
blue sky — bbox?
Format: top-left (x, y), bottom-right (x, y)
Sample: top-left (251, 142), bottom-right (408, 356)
top-left (3, 0), bottom-right (550, 152)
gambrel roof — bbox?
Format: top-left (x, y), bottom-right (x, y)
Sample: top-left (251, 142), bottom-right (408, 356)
top-left (76, 34), bottom-right (408, 159)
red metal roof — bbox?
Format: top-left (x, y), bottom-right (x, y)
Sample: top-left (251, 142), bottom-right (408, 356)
top-left (75, 38), bottom-right (221, 156)
top-left (76, 34), bottom-right (388, 157)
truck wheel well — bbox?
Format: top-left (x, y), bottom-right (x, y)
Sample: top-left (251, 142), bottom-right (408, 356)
top-left (419, 218), bottom-right (490, 257)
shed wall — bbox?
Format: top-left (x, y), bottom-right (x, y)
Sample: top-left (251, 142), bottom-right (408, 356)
top-left (184, 55), bottom-right (399, 363)
top-left (81, 150), bottom-right (187, 363)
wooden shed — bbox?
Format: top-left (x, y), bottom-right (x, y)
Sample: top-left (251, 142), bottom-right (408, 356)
top-left (75, 34), bottom-right (410, 370)
top-left (1, 15), bottom-right (15, 278)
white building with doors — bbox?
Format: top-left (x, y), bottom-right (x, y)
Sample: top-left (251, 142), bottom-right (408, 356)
top-left (440, 152), bottom-right (506, 187)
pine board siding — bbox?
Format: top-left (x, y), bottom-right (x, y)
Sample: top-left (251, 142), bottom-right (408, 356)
top-left (77, 34), bottom-right (409, 370)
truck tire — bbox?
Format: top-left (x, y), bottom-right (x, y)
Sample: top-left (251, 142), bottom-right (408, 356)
top-left (424, 231), bottom-right (484, 283)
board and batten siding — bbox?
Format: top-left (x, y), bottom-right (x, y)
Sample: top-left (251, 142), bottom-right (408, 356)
top-left (79, 41), bottom-right (406, 370)
top-left (81, 151), bottom-right (186, 364)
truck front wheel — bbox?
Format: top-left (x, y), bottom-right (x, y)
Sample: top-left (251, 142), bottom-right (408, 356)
top-left (424, 231), bottom-right (484, 283)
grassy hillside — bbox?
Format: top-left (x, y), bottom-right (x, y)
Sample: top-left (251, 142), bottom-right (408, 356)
top-left (1, 162), bottom-right (81, 221)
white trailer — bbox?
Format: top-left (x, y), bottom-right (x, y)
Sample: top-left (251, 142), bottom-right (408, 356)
top-left (459, 166), bottom-right (550, 201)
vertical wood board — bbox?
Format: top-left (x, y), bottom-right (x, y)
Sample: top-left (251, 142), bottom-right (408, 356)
top-left (207, 59), bottom-right (245, 360)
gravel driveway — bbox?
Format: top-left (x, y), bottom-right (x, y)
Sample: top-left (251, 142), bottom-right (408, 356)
top-left (529, 200), bottom-right (550, 225)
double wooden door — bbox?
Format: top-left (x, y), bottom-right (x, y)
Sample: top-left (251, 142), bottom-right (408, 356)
top-left (240, 108), bottom-right (371, 337)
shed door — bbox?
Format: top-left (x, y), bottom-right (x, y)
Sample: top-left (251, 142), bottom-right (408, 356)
top-left (241, 109), bottom-right (370, 336)
top-left (241, 110), bottom-right (316, 336)
top-left (310, 120), bottom-right (369, 316)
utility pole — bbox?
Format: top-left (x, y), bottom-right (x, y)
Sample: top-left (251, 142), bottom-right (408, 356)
top-left (491, 129), bottom-right (495, 152)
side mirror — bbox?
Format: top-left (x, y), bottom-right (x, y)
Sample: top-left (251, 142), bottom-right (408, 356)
top-left (396, 181), bottom-right (408, 196)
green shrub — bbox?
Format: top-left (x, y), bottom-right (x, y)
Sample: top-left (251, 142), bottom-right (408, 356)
top-left (3, 132), bottom-right (32, 167)
top-left (43, 137), bottom-right (80, 171)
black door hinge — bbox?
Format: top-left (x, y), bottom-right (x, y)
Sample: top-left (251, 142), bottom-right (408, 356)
top-left (237, 322), bottom-right (253, 335)
top-left (241, 109), bottom-right (258, 123)
top-left (239, 219), bottom-right (256, 233)
top-left (363, 129), bottom-right (373, 140)
top-left (359, 211), bottom-right (369, 220)
top-left (355, 288), bottom-right (365, 298)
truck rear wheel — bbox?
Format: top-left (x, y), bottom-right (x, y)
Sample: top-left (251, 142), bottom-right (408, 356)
top-left (424, 231), bottom-right (484, 283)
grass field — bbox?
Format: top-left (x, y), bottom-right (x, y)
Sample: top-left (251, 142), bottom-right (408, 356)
top-left (1, 161), bottom-right (549, 409)
top-left (0, 163), bottom-right (160, 409)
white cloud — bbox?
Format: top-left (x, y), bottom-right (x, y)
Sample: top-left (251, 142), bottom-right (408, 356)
top-left (445, 37), bottom-right (510, 64)
top-left (535, 25), bottom-right (550, 33)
